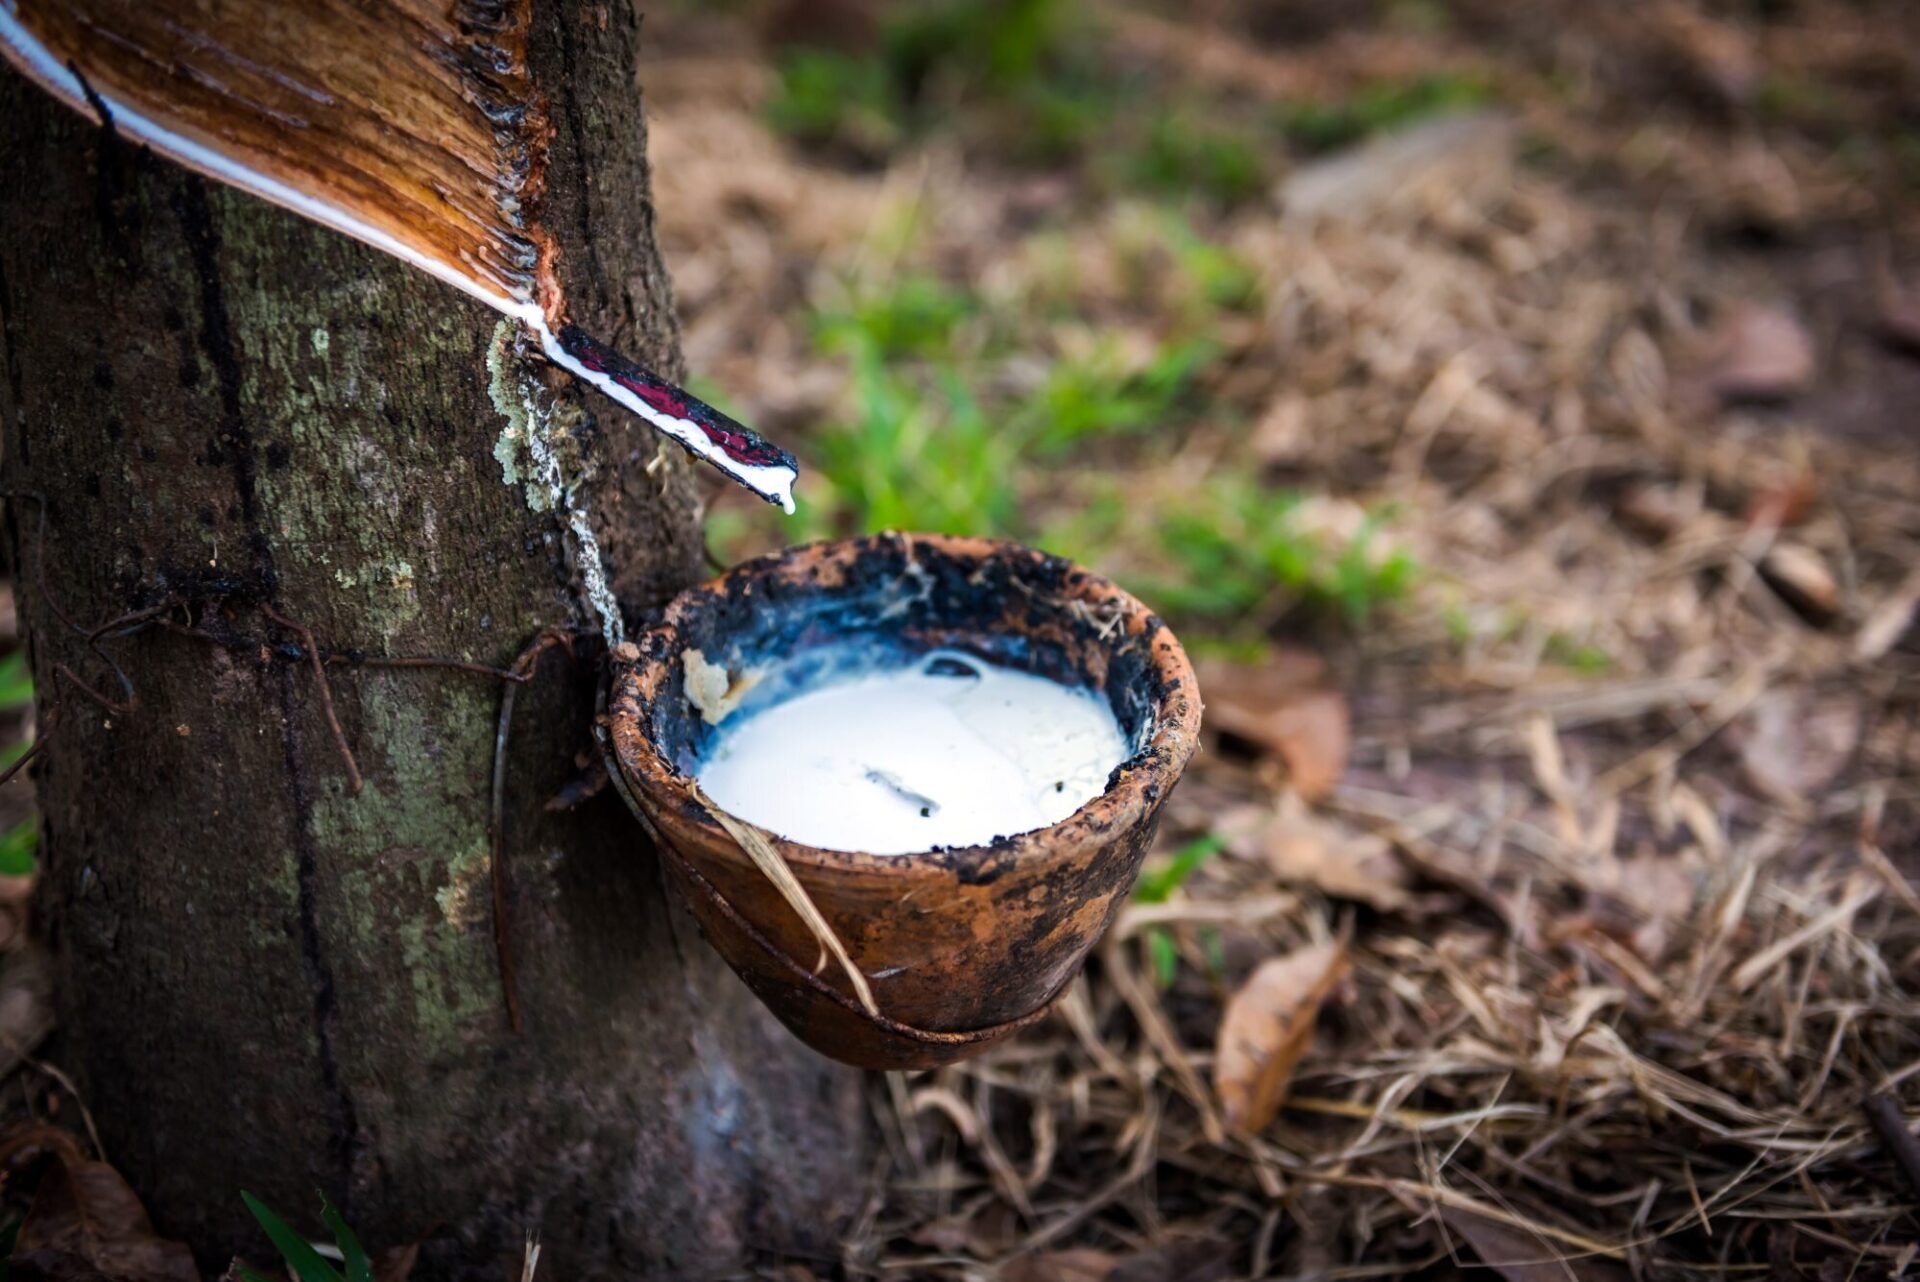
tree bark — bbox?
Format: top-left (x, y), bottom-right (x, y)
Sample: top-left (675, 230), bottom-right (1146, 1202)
top-left (0, 5), bottom-right (866, 1276)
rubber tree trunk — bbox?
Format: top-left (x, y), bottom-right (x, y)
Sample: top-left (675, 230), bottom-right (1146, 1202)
top-left (0, 6), bottom-right (865, 1276)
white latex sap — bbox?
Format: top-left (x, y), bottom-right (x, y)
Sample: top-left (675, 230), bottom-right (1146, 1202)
top-left (696, 650), bottom-right (1127, 855)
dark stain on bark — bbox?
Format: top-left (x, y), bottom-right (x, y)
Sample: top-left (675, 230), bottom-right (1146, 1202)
top-left (89, 122), bottom-right (145, 274)
top-left (271, 660), bottom-right (361, 1217)
top-left (179, 163), bottom-right (365, 1224)
top-left (175, 176), bottom-right (275, 599)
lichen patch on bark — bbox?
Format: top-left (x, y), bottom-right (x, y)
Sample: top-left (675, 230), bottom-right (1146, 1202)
top-left (486, 319), bottom-right (625, 642)
top-left (486, 321), bottom-right (540, 503)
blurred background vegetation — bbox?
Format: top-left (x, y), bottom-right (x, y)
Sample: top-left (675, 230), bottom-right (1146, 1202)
top-left (666, 0), bottom-right (1919, 669)
top-left (685, 0), bottom-right (1506, 641)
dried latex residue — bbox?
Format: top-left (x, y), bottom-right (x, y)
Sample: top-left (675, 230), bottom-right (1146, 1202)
top-left (683, 649), bottom-right (759, 726)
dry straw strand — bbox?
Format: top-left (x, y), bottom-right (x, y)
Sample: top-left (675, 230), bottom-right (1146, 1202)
top-left (692, 781), bottom-right (880, 1017)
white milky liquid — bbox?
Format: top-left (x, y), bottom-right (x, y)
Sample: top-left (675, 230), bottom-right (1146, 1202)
top-left (695, 650), bottom-right (1129, 855)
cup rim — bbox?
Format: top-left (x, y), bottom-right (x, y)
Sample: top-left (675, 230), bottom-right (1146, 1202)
top-left (606, 532), bottom-right (1202, 881)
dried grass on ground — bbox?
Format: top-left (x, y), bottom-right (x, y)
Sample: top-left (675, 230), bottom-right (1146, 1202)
top-left (645, 3), bottom-right (1920, 1277)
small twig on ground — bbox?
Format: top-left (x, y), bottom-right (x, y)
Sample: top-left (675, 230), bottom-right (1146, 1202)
top-left (520, 1232), bottom-right (542, 1282)
top-left (261, 603), bottom-right (362, 796)
top-left (1862, 1093), bottom-right (1920, 1200)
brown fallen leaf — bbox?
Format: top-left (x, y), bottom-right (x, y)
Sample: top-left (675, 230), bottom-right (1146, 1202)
top-left (1002, 1249), bottom-right (1121, 1282)
top-left (1758, 541), bottom-right (1840, 624)
top-left (1614, 848), bottom-right (1700, 921)
top-left (374, 1241), bottom-right (422, 1282)
top-left (1198, 653), bottom-right (1350, 801)
top-left (1614, 481), bottom-right (1708, 542)
top-left (0, 1123), bottom-right (90, 1177)
top-left (1574, 849), bottom-right (1701, 965)
top-left (1213, 941), bottom-right (1349, 1132)
top-left (1228, 795), bottom-right (1409, 911)
top-left (1250, 393), bottom-right (1310, 466)
top-left (1716, 138), bottom-right (1804, 234)
top-left (1645, 3), bottom-right (1759, 107)
top-left (11, 1145), bottom-right (199, 1282)
top-left (1441, 1207), bottom-right (1630, 1282)
top-left (1734, 690), bottom-right (1861, 805)
top-left (1876, 278), bottom-right (1920, 356)
top-left (1857, 575), bottom-right (1920, 660)
top-left (1743, 475), bottom-right (1820, 531)
top-left (1690, 303), bottom-right (1815, 407)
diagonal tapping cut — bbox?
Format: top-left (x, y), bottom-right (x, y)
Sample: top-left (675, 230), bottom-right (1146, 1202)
top-left (0, 0), bottom-right (801, 511)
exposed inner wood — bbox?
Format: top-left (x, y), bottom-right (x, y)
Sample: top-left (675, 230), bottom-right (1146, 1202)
top-left (8, 0), bottom-right (554, 315)
top-left (0, 0), bottom-right (802, 509)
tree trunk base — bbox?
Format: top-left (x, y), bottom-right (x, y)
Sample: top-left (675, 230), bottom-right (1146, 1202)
top-left (0, 5), bottom-right (868, 1273)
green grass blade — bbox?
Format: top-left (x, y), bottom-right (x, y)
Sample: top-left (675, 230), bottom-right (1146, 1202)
top-left (0, 654), bottom-right (31, 712)
top-left (1134, 833), bottom-right (1226, 905)
top-left (1147, 925), bottom-right (1179, 987)
top-left (241, 1191), bottom-right (344, 1282)
top-left (0, 820), bottom-right (35, 877)
top-left (320, 1196), bottom-right (374, 1282)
